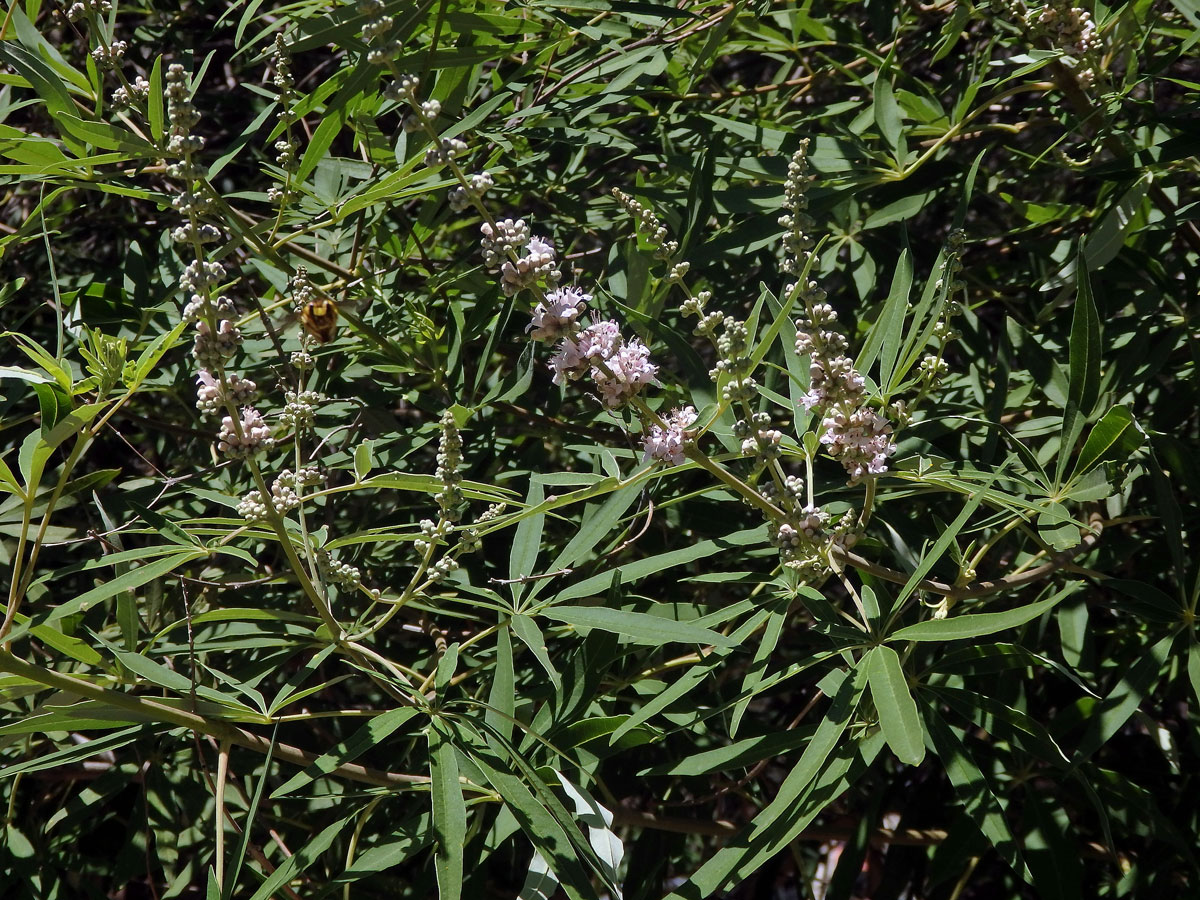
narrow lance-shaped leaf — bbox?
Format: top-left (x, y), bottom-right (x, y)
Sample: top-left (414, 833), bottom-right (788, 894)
top-left (509, 477), bottom-right (546, 602)
top-left (271, 707), bottom-right (420, 797)
top-left (1074, 405), bottom-right (1142, 476)
top-left (923, 705), bottom-right (1030, 881)
top-left (429, 721), bottom-right (466, 900)
top-left (1057, 249), bottom-right (1101, 484)
top-left (510, 613), bottom-right (561, 690)
top-left (874, 75), bottom-right (903, 153)
top-left (1071, 632), bottom-right (1174, 764)
top-left (888, 587), bottom-right (1074, 643)
top-left (662, 667), bottom-right (869, 898)
top-left (540, 605), bottom-right (736, 648)
top-left (891, 467), bottom-right (999, 607)
top-left (856, 249), bottom-right (911, 390)
top-left (246, 811), bottom-right (359, 900)
top-left (864, 645), bottom-right (925, 766)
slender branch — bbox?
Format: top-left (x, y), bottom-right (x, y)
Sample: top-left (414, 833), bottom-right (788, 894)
top-left (609, 809), bottom-right (948, 845)
top-left (0, 650), bottom-right (437, 790)
top-left (215, 739), bottom-right (230, 891)
top-left (833, 513), bottom-right (1104, 601)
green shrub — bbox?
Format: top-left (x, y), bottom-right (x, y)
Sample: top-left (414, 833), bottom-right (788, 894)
top-left (1, 1), bottom-right (1197, 897)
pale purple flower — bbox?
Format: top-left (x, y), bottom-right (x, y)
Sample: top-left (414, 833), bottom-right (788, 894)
top-left (593, 337), bottom-right (657, 408)
top-left (549, 320), bottom-right (620, 384)
top-left (643, 406), bottom-right (697, 465)
top-left (500, 234), bottom-right (559, 295)
top-left (529, 286), bottom-right (589, 342)
top-left (820, 407), bottom-right (895, 481)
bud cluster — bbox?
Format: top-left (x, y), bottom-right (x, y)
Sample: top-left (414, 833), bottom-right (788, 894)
top-left (795, 304), bottom-right (895, 482)
top-left (404, 99), bottom-right (443, 132)
top-left (611, 188), bottom-right (679, 259)
top-left (91, 40), bottom-right (127, 70)
top-left (272, 34), bottom-right (297, 123)
top-left (921, 230), bottom-right (966, 389)
top-left (1006, 0), bottom-right (1102, 86)
top-left (480, 220), bottom-right (561, 296)
top-left (1036, 1), bottom-right (1100, 57)
top-left (279, 390), bottom-right (323, 431)
top-left (66, 0), bottom-right (111, 20)
top-left (192, 319), bottom-right (242, 368)
top-left (778, 142), bottom-right (828, 306)
top-left (415, 517), bottom-right (453, 556)
top-left (796, 304), bottom-right (864, 411)
top-left (763, 473), bottom-right (832, 570)
top-left (424, 136), bottom-right (469, 169)
top-left (448, 171), bottom-right (495, 212)
top-left (319, 549), bottom-right (362, 590)
top-left (164, 64), bottom-right (274, 460)
top-left (358, 0), bottom-right (399, 66)
top-left (457, 502), bottom-right (507, 554)
top-left (165, 65), bottom-right (205, 170)
top-left (217, 408), bottom-right (274, 459)
top-left (172, 222), bottom-right (221, 245)
top-left (734, 413), bottom-right (782, 464)
top-left (237, 467), bottom-right (321, 522)
top-left (436, 412), bottom-right (465, 522)
top-left (713, 316), bottom-right (759, 404)
top-left (111, 76), bottom-right (149, 110)
top-left (196, 369), bottom-right (258, 415)
top-left (384, 73), bottom-right (420, 103)
top-left (679, 290), bottom-right (720, 337)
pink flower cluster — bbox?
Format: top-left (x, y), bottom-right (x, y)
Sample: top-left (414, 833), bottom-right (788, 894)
top-left (529, 286), bottom-right (589, 342)
top-left (795, 306), bottom-right (864, 412)
top-left (542, 311), bottom-right (658, 410)
top-left (642, 406), bottom-right (697, 465)
top-left (820, 407), bottom-right (894, 480)
top-left (795, 304), bottom-right (895, 481)
top-left (217, 407), bottom-right (273, 458)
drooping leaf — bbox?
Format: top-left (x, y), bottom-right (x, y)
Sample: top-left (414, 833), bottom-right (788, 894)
top-left (864, 645), bottom-right (925, 766)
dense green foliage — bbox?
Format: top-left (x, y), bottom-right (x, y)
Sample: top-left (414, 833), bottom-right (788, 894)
top-left (2, 1), bottom-right (1199, 898)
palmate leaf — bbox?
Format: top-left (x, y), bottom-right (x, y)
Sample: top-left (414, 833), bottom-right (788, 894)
top-left (662, 665), bottom-right (869, 899)
top-left (665, 734), bottom-right (885, 900)
top-left (923, 705), bottom-right (1031, 882)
